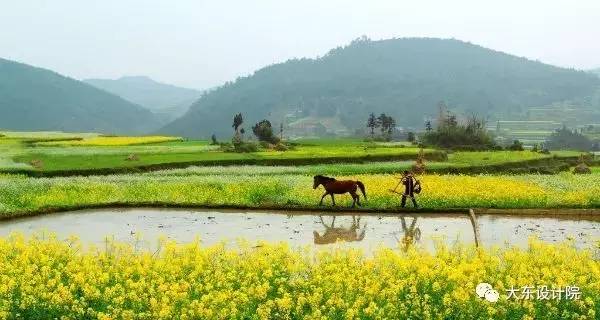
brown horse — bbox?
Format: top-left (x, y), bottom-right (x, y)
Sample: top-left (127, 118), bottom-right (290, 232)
top-left (313, 175), bottom-right (367, 207)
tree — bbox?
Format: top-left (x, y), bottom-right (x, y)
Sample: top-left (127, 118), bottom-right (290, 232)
top-left (407, 132), bottom-right (416, 143)
top-left (425, 120), bottom-right (432, 132)
top-left (279, 122), bottom-right (284, 140)
top-left (210, 134), bottom-right (218, 145)
top-left (367, 113), bottom-right (377, 137)
top-left (377, 113), bottom-right (388, 136)
top-left (546, 126), bottom-right (593, 151)
top-left (252, 120), bottom-right (279, 144)
top-left (387, 116), bottom-right (396, 136)
top-left (373, 113), bottom-right (396, 140)
top-left (232, 113), bottom-right (243, 134)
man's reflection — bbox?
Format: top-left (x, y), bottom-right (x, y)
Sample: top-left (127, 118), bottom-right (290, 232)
top-left (313, 215), bottom-right (367, 245)
top-left (394, 216), bottom-right (422, 252)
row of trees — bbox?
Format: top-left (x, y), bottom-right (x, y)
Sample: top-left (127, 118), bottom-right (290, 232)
top-left (231, 113), bottom-right (281, 144)
top-left (366, 113), bottom-right (396, 140)
top-left (220, 113), bottom-right (283, 152)
top-left (421, 105), bottom-right (495, 150)
top-left (546, 126), bottom-right (598, 151)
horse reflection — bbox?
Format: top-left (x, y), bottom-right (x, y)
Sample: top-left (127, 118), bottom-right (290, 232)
top-left (313, 216), bottom-right (367, 245)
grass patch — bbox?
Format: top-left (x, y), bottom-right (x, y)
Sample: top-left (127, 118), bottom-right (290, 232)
top-left (7, 140), bottom-right (443, 174)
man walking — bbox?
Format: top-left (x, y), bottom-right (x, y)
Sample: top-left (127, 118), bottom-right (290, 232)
top-left (401, 170), bottom-right (419, 208)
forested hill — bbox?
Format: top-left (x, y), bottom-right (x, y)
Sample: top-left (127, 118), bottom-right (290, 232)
top-left (160, 38), bottom-right (600, 138)
top-left (0, 58), bottom-right (160, 134)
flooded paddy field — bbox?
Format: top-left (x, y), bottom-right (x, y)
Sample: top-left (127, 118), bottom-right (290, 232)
top-left (0, 208), bottom-right (598, 253)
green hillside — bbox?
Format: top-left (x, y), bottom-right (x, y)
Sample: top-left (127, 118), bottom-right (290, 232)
top-left (160, 38), bottom-right (600, 138)
top-left (0, 59), bottom-right (161, 134)
top-left (84, 76), bottom-right (202, 122)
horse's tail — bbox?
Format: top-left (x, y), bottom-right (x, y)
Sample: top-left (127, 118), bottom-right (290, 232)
top-left (356, 181), bottom-right (367, 201)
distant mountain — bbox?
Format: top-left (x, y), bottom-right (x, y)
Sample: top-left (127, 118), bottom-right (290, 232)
top-left (0, 58), bottom-right (160, 134)
top-left (84, 76), bottom-right (202, 122)
top-left (160, 38), bottom-right (600, 138)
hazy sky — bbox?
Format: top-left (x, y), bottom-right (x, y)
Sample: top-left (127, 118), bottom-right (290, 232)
top-left (1, 0), bottom-right (599, 89)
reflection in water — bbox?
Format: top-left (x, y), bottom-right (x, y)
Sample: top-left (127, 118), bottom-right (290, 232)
top-left (0, 209), bottom-right (598, 254)
top-left (468, 209), bottom-right (481, 247)
top-left (313, 216), bottom-right (367, 245)
top-left (394, 217), bottom-right (422, 252)
top-left (392, 212), bottom-right (480, 252)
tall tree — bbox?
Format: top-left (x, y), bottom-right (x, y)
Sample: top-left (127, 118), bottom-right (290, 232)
top-left (367, 113), bottom-right (377, 137)
top-left (425, 120), bottom-right (433, 132)
top-left (377, 113), bottom-right (389, 135)
top-left (387, 116), bottom-right (396, 136)
top-left (232, 113), bottom-right (244, 134)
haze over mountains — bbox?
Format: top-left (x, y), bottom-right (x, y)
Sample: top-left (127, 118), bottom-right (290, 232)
top-left (1, 38), bottom-right (599, 137)
top-left (83, 76), bottom-right (203, 123)
top-left (160, 38), bottom-right (600, 138)
top-left (0, 58), bottom-right (160, 134)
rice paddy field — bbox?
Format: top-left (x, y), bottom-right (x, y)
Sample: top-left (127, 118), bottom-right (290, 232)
top-left (0, 131), bottom-right (599, 319)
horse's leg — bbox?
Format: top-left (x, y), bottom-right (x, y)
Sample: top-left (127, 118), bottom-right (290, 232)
top-left (350, 191), bottom-right (360, 207)
top-left (319, 215), bottom-right (327, 227)
top-left (330, 194), bottom-right (336, 206)
top-left (319, 192), bottom-right (328, 206)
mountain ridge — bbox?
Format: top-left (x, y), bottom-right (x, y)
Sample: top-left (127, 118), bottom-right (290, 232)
top-left (0, 58), bottom-right (161, 134)
top-left (160, 37), bottom-right (600, 138)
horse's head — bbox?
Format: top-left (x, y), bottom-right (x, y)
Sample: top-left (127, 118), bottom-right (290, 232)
top-left (313, 175), bottom-right (322, 189)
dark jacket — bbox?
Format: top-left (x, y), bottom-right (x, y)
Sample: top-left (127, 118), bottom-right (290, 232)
top-left (402, 175), bottom-right (415, 196)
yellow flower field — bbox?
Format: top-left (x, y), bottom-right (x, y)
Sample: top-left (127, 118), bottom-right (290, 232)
top-left (37, 136), bottom-right (183, 146)
top-left (1, 172), bottom-right (600, 216)
top-left (0, 234), bottom-right (598, 319)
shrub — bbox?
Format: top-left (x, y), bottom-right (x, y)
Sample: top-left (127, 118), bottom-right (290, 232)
top-left (252, 120), bottom-right (280, 144)
top-left (234, 141), bottom-right (259, 153)
top-left (273, 143), bottom-right (289, 151)
top-left (125, 154), bottom-right (140, 161)
top-left (508, 140), bottom-right (524, 151)
top-left (572, 154), bottom-right (592, 174)
top-left (421, 112), bottom-right (496, 150)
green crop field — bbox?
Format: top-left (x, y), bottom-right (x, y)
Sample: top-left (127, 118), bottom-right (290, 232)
top-left (0, 132), bottom-right (582, 176)
top-left (0, 131), bottom-right (594, 217)
top-left (1, 134), bottom-right (450, 174)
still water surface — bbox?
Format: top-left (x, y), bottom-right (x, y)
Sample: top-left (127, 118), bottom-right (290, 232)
top-left (0, 208), bottom-right (598, 253)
